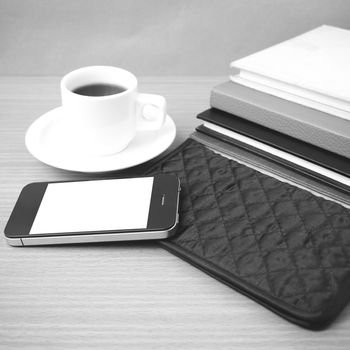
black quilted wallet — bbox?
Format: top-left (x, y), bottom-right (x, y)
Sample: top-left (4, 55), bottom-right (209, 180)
top-left (146, 138), bottom-right (350, 329)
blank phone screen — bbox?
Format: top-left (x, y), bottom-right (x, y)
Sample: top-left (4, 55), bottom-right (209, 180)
top-left (29, 177), bottom-right (154, 234)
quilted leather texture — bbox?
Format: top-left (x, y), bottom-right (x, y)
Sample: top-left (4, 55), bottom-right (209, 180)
top-left (147, 139), bottom-right (350, 329)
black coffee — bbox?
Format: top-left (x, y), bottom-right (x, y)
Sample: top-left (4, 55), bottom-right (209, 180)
top-left (72, 83), bottom-right (127, 97)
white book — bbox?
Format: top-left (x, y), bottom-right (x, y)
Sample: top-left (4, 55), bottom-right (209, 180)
top-left (202, 121), bottom-right (350, 188)
top-left (230, 25), bottom-right (350, 121)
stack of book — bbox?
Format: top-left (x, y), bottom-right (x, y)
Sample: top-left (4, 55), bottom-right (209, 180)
top-left (194, 25), bottom-right (350, 204)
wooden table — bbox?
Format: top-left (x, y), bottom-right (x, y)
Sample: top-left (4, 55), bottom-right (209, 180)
top-left (1, 77), bottom-right (350, 350)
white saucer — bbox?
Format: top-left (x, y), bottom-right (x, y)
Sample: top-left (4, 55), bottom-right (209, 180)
top-left (25, 107), bottom-right (176, 173)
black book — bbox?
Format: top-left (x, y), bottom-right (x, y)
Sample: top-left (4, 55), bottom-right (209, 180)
top-left (197, 108), bottom-right (350, 194)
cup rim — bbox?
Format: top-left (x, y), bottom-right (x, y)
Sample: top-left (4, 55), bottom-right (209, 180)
top-left (60, 66), bottom-right (137, 100)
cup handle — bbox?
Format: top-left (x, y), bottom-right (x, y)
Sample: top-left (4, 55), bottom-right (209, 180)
top-left (136, 93), bottom-right (167, 131)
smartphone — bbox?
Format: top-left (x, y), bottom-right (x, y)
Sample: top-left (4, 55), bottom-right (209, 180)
top-left (4, 175), bottom-right (180, 246)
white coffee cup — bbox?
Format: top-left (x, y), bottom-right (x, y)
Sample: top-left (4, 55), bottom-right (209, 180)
top-left (60, 66), bottom-right (166, 155)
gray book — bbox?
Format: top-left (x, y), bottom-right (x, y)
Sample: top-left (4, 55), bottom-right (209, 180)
top-left (210, 81), bottom-right (350, 158)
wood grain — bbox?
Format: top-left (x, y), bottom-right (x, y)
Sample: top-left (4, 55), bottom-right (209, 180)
top-left (1, 77), bottom-right (350, 350)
